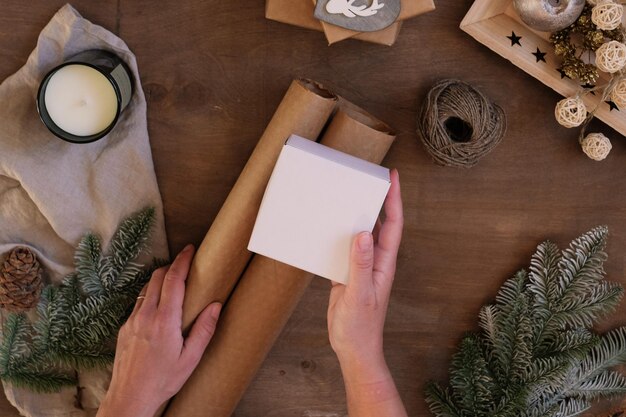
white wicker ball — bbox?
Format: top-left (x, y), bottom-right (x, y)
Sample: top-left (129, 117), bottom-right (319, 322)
top-left (595, 40), bottom-right (626, 73)
top-left (581, 132), bottom-right (612, 161)
top-left (592, 0), bottom-right (624, 31)
top-left (555, 97), bottom-right (587, 128)
top-left (610, 78), bottom-right (626, 108)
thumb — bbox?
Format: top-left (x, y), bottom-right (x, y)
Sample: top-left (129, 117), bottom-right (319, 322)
top-left (181, 302), bottom-right (222, 368)
top-left (346, 232), bottom-right (375, 305)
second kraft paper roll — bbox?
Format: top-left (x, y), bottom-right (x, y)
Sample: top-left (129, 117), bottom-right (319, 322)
top-left (164, 100), bottom-right (395, 417)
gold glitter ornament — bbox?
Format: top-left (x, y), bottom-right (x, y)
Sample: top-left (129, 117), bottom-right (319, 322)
top-left (555, 97), bottom-right (588, 127)
top-left (581, 132), bottom-right (612, 160)
top-left (595, 40), bottom-right (626, 73)
top-left (592, 0), bottom-right (623, 31)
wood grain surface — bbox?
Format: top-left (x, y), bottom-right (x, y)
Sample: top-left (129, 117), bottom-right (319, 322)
top-left (1, 1), bottom-right (626, 416)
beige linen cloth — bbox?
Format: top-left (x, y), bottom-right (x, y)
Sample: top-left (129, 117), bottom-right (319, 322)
top-left (0, 4), bottom-right (169, 417)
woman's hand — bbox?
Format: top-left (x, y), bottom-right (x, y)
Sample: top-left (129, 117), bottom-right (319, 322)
top-left (327, 169), bottom-right (407, 417)
top-left (97, 245), bottom-right (222, 417)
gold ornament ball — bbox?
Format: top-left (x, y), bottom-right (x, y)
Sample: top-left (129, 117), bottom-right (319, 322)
top-left (592, 0), bottom-right (624, 31)
top-left (555, 97), bottom-right (587, 128)
top-left (581, 132), bottom-right (612, 161)
top-left (595, 40), bottom-right (626, 73)
top-left (513, 0), bottom-right (586, 32)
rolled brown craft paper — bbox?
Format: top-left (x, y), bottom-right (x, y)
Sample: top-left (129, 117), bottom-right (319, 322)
top-left (164, 101), bottom-right (395, 417)
top-left (180, 79), bottom-right (337, 331)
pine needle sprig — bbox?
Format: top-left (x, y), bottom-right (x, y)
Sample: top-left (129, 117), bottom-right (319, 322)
top-left (426, 227), bottom-right (626, 417)
top-left (0, 207), bottom-right (161, 393)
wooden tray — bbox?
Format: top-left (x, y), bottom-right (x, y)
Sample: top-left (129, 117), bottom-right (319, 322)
top-left (461, 0), bottom-right (626, 136)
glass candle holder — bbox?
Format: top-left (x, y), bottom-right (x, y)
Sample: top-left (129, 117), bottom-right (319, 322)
top-left (37, 50), bottom-right (134, 144)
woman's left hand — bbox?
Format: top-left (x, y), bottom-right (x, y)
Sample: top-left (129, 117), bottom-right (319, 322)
top-left (97, 245), bottom-right (222, 417)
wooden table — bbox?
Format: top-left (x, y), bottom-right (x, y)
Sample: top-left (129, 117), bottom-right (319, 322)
top-left (2, 1), bottom-right (626, 416)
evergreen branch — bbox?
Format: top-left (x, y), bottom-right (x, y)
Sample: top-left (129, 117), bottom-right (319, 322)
top-left (556, 227), bottom-right (608, 302)
top-left (551, 282), bottom-right (623, 329)
top-left (568, 370), bottom-right (626, 400)
top-left (450, 334), bottom-right (495, 416)
top-left (109, 207), bottom-right (155, 275)
top-left (2, 370), bottom-right (76, 393)
top-left (529, 240), bottom-right (562, 312)
top-left (0, 207), bottom-right (158, 392)
top-left (425, 227), bottom-right (626, 417)
top-left (0, 314), bottom-right (32, 373)
top-left (495, 270), bottom-right (527, 316)
top-left (555, 398), bottom-right (591, 417)
top-left (75, 234), bottom-right (103, 296)
top-left (425, 382), bottom-right (464, 417)
top-left (59, 273), bottom-right (82, 310)
top-left (575, 327), bottom-right (626, 383)
top-left (540, 329), bottom-right (598, 362)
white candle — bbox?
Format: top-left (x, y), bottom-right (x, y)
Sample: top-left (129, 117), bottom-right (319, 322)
top-left (44, 64), bottom-right (118, 137)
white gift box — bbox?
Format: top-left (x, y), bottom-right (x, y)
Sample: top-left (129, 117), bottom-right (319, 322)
top-left (248, 134), bottom-right (391, 284)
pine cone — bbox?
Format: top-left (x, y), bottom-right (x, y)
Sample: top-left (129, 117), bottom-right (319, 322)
top-left (0, 247), bottom-right (44, 312)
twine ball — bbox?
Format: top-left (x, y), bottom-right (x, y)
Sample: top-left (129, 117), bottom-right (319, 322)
top-left (555, 97), bottom-right (587, 128)
top-left (592, 0), bottom-right (623, 31)
top-left (581, 132), bottom-right (612, 161)
top-left (595, 40), bottom-right (626, 73)
top-left (417, 79), bottom-right (507, 168)
top-left (610, 78), bottom-right (626, 108)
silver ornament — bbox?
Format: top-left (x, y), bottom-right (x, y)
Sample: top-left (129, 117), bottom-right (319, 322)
top-left (513, 0), bottom-right (586, 32)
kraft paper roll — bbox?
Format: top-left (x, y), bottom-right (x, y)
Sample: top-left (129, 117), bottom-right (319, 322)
top-left (164, 102), bottom-right (396, 417)
top-left (181, 79), bottom-right (337, 330)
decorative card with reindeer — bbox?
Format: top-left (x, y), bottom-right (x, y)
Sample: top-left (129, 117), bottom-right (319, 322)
top-left (314, 0), bottom-right (401, 32)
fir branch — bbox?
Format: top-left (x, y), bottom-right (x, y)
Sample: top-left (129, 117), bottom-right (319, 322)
top-left (425, 227), bottom-right (626, 417)
top-left (568, 370), bottom-right (626, 400)
top-left (556, 227), bottom-right (608, 302)
top-left (425, 382), bottom-right (464, 417)
top-left (575, 327), bottom-right (626, 383)
top-left (529, 241), bottom-right (561, 313)
top-left (2, 369), bottom-right (76, 393)
top-left (450, 334), bottom-right (495, 416)
top-left (0, 314), bottom-right (32, 373)
top-left (109, 207), bottom-right (155, 275)
top-left (75, 234), bottom-right (103, 296)
top-left (0, 207), bottom-right (158, 392)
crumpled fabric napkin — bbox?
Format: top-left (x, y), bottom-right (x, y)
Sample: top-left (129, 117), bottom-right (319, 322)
top-left (0, 4), bottom-right (169, 417)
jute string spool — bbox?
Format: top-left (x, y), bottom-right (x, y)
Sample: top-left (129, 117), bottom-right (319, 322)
top-left (555, 97), bottom-right (587, 127)
top-left (417, 79), bottom-right (507, 168)
top-left (581, 132), bottom-right (612, 160)
top-left (595, 40), bottom-right (626, 73)
top-left (592, 0), bottom-right (624, 31)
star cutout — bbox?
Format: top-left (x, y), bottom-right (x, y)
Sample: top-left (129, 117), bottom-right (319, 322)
top-left (606, 100), bottom-right (620, 111)
top-left (532, 48), bottom-right (547, 63)
top-left (581, 83), bottom-right (596, 95)
top-left (507, 31), bottom-right (522, 47)
top-left (557, 68), bottom-right (570, 79)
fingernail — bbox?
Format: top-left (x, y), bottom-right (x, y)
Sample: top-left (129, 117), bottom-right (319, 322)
top-left (210, 303), bottom-right (222, 320)
top-left (182, 244), bottom-right (194, 253)
top-left (358, 232), bottom-right (373, 251)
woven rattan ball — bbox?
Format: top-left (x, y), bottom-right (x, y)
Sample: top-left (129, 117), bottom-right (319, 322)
top-left (555, 97), bottom-right (587, 128)
top-left (581, 132), bottom-right (612, 161)
top-left (592, 0), bottom-right (624, 31)
top-left (611, 78), bottom-right (626, 108)
top-left (596, 40), bottom-right (626, 73)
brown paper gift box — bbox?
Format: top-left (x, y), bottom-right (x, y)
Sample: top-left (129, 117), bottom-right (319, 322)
top-left (163, 86), bottom-right (395, 417)
top-left (266, 0), bottom-right (435, 45)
